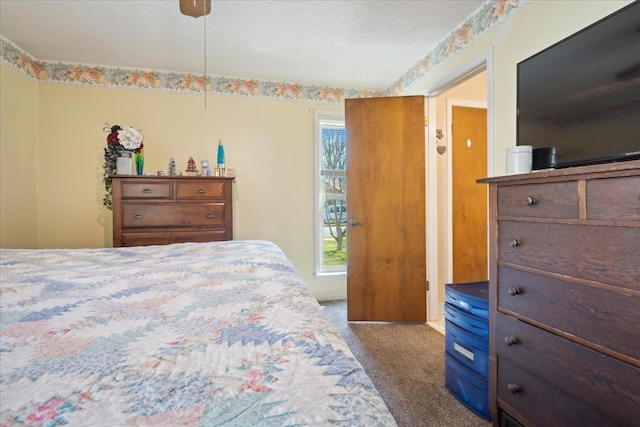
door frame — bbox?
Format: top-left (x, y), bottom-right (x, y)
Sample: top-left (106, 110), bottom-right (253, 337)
top-left (422, 50), bottom-right (494, 321)
top-left (447, 99), bottom-right (488, 285)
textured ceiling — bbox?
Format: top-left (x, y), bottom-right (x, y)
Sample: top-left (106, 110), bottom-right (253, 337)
top-left (0, 0), bottom-right (486, 91)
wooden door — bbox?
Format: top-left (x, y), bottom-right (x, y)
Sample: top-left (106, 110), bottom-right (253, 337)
top-left (452, 106), bottom-right (487, 283)
top-left (345, 96), bottom-right (426, 322)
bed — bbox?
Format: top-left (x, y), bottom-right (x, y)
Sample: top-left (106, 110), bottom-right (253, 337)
top-left (0, 240), bottom-right (396, 426)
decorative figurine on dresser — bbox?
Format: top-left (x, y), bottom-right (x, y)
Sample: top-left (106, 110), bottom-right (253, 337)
top-left (111, 175), bottom-right (234, 247)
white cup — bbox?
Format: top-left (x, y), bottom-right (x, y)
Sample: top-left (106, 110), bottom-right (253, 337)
top-left (506, 146), bottom-right (533, 174)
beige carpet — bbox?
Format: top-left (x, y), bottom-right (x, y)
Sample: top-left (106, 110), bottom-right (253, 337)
top-left (320, 300), bottom-right (491, 427)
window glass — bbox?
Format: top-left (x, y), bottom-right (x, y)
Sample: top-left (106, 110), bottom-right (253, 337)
top-left (316, 113), bottom-right (347, 274)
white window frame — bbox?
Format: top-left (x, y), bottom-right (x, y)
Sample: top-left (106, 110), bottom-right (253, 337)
top-left (314, 109), bottom-right (347, 277)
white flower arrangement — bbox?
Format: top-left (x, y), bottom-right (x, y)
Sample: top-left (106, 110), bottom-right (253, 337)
top-left (117, 127), bottom-right (144, 151)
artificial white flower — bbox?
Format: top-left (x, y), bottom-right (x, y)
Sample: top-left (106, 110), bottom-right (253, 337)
top-left (118, 127), bottom-right (144, 150)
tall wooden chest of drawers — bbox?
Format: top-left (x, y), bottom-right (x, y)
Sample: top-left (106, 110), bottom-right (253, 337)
top-left (479, 160), bottom-right (640, 427)
top-left (111, 176), bottom-right (234, 247)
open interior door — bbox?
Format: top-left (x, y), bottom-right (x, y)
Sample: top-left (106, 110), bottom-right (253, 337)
top-left (345, 96), bottom-right (427, 322)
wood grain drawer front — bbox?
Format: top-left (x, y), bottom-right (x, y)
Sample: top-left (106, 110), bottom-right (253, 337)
top-left (497, 181), bottom-right (578, 219)
top-left (497, 358), bottom-right (622, 427)
top-left (499, 221), bottom-right (640, 289)
top-left (122, 204), bottom-right (226, 228)
top-left (176, 181), bottom-right (226, 199)
top-left (587, 176), bottom-right (640, 221)
top-left (120, 229), bottom-right (227, 247)
top-left (122, 181), bottom-right (173, 199)
top-left (497, 267), bottom-right (639, 360)
top-left (496, 314), bottom-right (640, 427)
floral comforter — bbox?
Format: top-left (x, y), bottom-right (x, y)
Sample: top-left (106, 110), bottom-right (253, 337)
top-left (0, 241), bottom-right (396, 426)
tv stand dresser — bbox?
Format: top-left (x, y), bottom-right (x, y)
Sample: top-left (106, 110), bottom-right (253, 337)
top-left (479, 160), bottom-right (639, 426)
top-left (111, 176), bottom-right (234, 247)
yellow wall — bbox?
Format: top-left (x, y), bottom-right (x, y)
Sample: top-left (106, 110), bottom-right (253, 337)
top-left (1, 64), bottom-right (38, 248)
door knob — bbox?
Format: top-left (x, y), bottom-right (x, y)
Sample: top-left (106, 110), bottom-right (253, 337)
top-left (348, 218), bottom-right (361, 227)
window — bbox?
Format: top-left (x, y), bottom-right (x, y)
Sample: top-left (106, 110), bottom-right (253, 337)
top-left (315, 110), bottom-right (347, 275)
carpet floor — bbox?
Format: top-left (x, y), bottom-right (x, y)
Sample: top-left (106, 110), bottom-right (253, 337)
top-left (320, 300), bottom-right (492, 427)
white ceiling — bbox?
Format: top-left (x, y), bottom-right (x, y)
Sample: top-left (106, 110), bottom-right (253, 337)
top-left (0, 0), bottom-right (486, 91)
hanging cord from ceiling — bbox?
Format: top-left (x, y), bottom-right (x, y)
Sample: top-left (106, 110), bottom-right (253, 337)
top-left (180, 0), bottom-right (211, 108)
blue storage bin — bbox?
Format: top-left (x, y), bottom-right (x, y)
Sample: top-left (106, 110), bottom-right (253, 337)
top-left (445, 319), bottom-right (489, 377)
top-left (445, 281), bottom-right (489, 319)
top-left (444, 303), bottom-right (489, 339)
top-left (445, 352), bottom-right (491, 421)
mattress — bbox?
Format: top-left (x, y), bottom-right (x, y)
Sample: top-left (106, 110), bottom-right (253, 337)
top-left (0, 240), bottom-right (396, 426)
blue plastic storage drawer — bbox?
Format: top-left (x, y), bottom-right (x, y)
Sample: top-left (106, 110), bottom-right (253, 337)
top-left (444, 303), bottom-right (488, 339)
top-left (445, 352), bottom-right (491, 421)
top-left (445, 281), bottom-right (489, 319)
top-left (445, 320), bottom-right (489, 378)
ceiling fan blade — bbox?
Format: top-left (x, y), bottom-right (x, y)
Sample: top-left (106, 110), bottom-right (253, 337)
top-left (179, 0), bottom-right (211, 18)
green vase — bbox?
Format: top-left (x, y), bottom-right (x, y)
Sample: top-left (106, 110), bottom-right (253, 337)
top-left (136, 154), bottom-right (144, 175)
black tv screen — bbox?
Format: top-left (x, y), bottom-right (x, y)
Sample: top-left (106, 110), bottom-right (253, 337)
top-left (517, 1), bottom-right (640, 169)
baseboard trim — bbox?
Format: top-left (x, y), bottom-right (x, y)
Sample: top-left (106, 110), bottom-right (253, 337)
top-left (316, 294), bottom-right (347, 302)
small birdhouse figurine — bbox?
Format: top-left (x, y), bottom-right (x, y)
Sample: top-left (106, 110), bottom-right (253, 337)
top-left (186, 157), bottom-right (197, 172)
top-left (185, 157), bottom-right (198, 176)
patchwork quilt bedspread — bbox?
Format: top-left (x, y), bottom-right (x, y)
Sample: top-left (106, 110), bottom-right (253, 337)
top-left (0, 240), bottom-right (396, 426)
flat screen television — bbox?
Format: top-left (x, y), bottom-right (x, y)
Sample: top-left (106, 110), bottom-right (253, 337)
top-left (517, 1), bottom-right (640, 169)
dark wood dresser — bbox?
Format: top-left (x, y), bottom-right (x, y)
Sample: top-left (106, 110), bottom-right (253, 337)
top-left (111, 176), bottom-right (234, 247)
top-left (479, 160), bottom-right (640, 427)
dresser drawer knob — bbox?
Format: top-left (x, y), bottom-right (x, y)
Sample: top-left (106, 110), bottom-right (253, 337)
top-left (206, 213), bottom-right (215, 218)
top-left (197, 189), bottom-right (206, 194)
top-left (507, 287), bottom-right (521, 296)
top-left (507, 383), bottom-right (521, 394)
top-left (504, 336), bottom-right (518, 346)
top-left (133, 214), bottom-right (143, 220)
top-left (509, 238), bottom-right (521, 247)
top-left (523, 196), bottom-right (536, 205)
top-left (142, 188), bottom-right (152, 193)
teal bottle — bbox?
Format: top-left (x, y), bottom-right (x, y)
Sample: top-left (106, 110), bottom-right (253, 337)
top-left (217, 139), bottom-right (225, 168)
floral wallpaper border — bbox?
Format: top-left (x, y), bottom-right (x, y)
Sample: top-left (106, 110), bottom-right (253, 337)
top-left (385, 0), bottom-right (529, 96)
top-left (0, 0), bottom-right (528, 103)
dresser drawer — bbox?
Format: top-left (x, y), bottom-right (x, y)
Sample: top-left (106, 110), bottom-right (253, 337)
top-left (122, 181), bottom-right (173, 199)
top-left (122, 203), bottom-right (226, 227)
top-left (498, 221), bottom-right (640, 289)
top-left (496, 313), bottom-right (640, 427)
top-left (587, 176), bottom-right (640, 221)
top-left (497, 267), bottom-right (639, 360)
top-left (445, 353), bottom-right (490, 420)
top-left (445, 281), bottom-right (489, 319)
top-left (177, 181), bottom-right (226, 199)
top-left (445, 319), bottom-right (489, 378)
top-left (497, 181), bottom-right (578, 219)
top-left (120, 229), bottom-right (228, 246)
top-left (444, 303), bottom-right (488, 339)
top-left (497, 358), bottom-right (621, 427)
